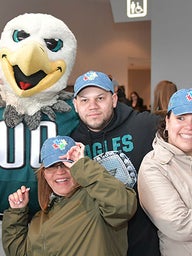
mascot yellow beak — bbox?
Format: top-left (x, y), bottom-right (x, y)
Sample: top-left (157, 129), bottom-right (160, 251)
top-left (0, 42), bottom-right (66, 97)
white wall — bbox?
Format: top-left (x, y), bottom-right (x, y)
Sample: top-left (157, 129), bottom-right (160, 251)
top-left (151, 0), bottom-right (192, 103)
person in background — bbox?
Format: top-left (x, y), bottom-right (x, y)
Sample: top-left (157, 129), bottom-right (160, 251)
top-left (153, 80), bottom-right (177, 117)
top-left (71, 70), bottom-right (161, 256)
top-left (117, 86), bottom-right (131, 106)
top-left (108, 75), bottom-right (131, 106)
top-left (108, 74), bottom-right (119, 93)
top-left (129, 91), bottom-right (146, 112)
top-left (138, 88), bottom-right (192, 256)
top-left (2, 135), bottom-right (137, 256)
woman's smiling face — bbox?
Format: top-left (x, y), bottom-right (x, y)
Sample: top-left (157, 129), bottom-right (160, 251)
top-left (166, 113), bottom-right (192, 155)
top-left (44, 162), bottom-right (78, 197)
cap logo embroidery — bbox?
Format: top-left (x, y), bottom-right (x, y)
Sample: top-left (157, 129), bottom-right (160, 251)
top-left (83, 71), bottom-right (98, 81)
top-left (186, 91), bottom-right (192, 101)
top-left (52, 139), bottom-right (68, 151)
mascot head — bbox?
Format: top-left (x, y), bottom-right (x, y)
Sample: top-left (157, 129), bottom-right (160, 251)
top-left (0, 13), bottom-right (77, 129)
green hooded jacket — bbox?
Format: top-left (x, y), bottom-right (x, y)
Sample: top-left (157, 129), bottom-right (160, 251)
top-left (3, 157), bottom-right (137, 256)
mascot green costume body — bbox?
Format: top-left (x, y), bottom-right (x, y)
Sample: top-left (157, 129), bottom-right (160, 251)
top-left (0, 13), bottom-right (79, 255)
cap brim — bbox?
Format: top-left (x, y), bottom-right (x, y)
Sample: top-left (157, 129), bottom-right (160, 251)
top-left (44, 158), bottom-right (73, 168)
top-left (172, 105), bottom-right (192, 115)
top-left (74, 83), bottom-right (111, 97)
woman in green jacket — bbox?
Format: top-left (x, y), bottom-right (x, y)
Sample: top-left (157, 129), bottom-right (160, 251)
top-left (2, 135), bottom-right (137, 256)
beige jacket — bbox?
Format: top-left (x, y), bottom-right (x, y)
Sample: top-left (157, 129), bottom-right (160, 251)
top-left (138, 134), bottom-right (192, 256)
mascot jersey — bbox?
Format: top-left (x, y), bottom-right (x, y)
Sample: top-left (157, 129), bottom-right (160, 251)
top-left (0, 13), bottom-right (79, 216)
top-left (0, 101), bottom-right (78, 215)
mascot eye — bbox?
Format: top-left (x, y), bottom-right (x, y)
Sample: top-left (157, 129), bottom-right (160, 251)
top-left (13, 30), bottom-right (30, 42)
top-left (44, 38), bottom-right (63, 52)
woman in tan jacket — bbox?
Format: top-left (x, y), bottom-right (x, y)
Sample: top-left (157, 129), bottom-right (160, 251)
top-left (138, 88), bottom-right (192, 256)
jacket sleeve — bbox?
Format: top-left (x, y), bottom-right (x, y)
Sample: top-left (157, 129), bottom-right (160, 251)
top-left (70, 157), bottom-right (137, 227)
top-left (138, 153), bottom-right (192, 242)
top-left (2, 207), bottom-right (29, 256)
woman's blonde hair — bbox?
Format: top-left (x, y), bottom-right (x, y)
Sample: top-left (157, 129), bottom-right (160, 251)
top-left (153, 80), bottom-right (177, 115)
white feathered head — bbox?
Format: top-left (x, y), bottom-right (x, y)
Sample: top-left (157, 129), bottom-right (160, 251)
top-left (0, 13), bottom-right (77, 129)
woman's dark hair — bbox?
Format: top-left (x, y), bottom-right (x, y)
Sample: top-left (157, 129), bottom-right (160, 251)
top-left (157, 111), bottom-right (171, 142)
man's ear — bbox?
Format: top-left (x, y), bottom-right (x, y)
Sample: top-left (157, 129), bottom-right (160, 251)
top-left (112, 93), bottom-right (118, 108)
top-left (73, 98), bottom-right (78, 112)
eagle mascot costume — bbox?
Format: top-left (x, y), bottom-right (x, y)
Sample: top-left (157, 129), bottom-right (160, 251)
top-left (0, 12), bottom-right (79, 253)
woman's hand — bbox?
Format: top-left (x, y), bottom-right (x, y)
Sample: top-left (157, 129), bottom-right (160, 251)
top-left (8, 186), bottom-right (30, 209)
top-left (60, 142), bottom-right (85, 167)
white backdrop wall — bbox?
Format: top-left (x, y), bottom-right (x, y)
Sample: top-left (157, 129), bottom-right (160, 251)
top-left (151, 0), bottom-right (192, 103)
